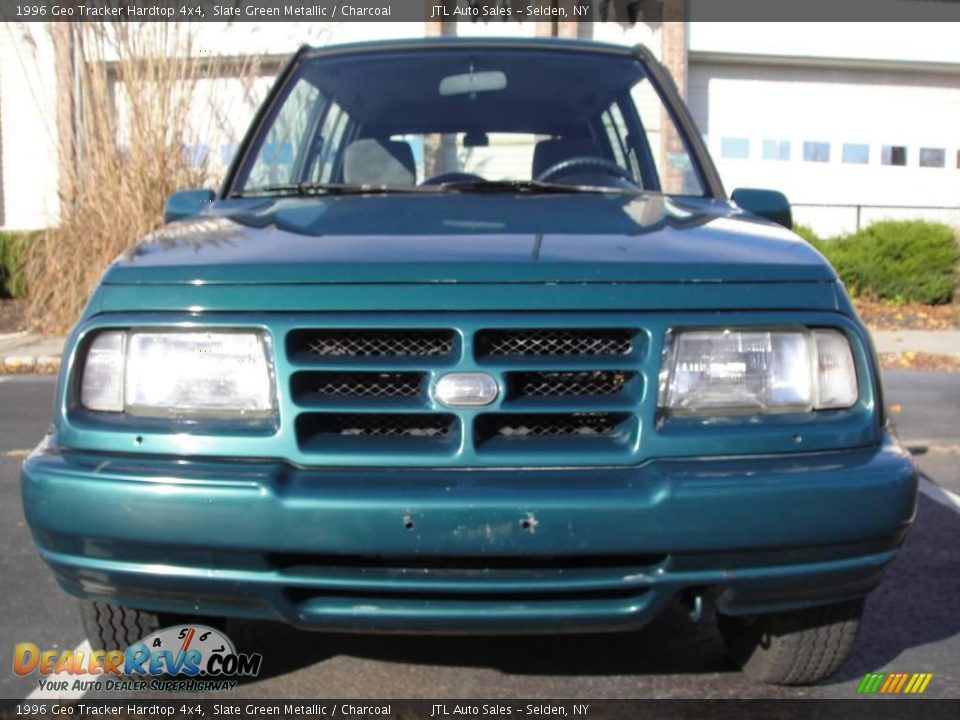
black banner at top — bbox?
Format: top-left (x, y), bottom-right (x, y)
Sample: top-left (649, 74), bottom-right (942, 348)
top-left (2, 0), bottom-right (960, 23)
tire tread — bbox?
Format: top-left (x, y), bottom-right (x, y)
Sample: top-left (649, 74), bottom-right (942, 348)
top-left (80, 601), bottom-right (160, 651)
top-left (718, 599), bottom-right (863, 685)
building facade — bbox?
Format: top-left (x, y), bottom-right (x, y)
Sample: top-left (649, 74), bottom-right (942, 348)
top-left (687, 21), bottom-right (960, 233)
top-left (1, 13), bottom-right (958, 234)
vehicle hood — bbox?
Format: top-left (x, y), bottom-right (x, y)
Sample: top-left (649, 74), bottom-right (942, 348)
top-left (103, 193), bottom-right (836, 286)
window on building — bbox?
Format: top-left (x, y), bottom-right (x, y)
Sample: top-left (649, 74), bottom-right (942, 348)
top-left (761, 140), bottom-right (790, 161)
top-left (881, 145), bottom-right (908, 166)
top-left (841, 143), bottom-right (869, 165)
top-left (720, 137), bottom-right (750, 159)
top-left (919, 148), bottom-right (945, 168)
top-left (803, 141), bottom-right (830, 163)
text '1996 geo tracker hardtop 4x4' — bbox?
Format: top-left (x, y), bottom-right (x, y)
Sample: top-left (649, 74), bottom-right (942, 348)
top-left (22, 38), bottom-right (917, 685)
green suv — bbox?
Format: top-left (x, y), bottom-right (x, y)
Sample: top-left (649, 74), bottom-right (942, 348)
top-left (22, 38), bottom-right (917, 685)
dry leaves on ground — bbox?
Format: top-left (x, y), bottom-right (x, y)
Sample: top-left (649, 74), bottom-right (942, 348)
top-left (878, 351), bottom-right (960, 372)
top-left (854, 297), bottom-right (960, 331)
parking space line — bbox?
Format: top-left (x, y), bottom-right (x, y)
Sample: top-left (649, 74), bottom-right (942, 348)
top-left (25, 640), bottom-right (92, 701)
top-left (919, 477), bottom-right (960, 514)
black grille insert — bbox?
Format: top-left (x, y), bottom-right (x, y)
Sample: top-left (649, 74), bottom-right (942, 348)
top-left (299, 413), bottom-right (455, 439)
top-left (508, 371), bottom-right (634, 398)
top-left (475, 329), bottom-right (633, 358)
top-left (292, 329), bottom-right (455, 358)
top-left (300, 372), bottom-right (424, 399)
top-left (287, 587), bottom-right (649, 604)
top-left (269, 553), bottom-right (667, 572)
top-left (476, 413), bottom-right (630, 440)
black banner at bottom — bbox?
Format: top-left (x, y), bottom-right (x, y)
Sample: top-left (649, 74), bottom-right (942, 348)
top-left (2, 700), bottom-right (960, 720)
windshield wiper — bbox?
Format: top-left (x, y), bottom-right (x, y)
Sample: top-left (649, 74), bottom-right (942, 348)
top-left (230, 179), bottom-right (639, 199)
top-left (437, 179), bottom-right (636, 195)
top-left (230, 182), bottom-right (440, 198)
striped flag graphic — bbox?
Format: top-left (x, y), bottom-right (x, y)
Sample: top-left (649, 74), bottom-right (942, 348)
top-left (857, 672), bottom-right (933, 694)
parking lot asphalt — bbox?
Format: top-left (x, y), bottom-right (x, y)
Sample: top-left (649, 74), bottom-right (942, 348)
top-left (1, 371), bottom-right (958, 701)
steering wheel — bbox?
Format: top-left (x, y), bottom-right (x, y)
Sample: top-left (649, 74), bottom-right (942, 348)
top-left (536, 156), bottom-right (634, 184)
top-left (422, 171), bottom-right (486, 186)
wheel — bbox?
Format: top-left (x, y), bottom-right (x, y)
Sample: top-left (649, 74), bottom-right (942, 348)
top-left (79, 600), bottom-right (227, 651)
top-left (80, 600), bottom-right (161, 651)
top-left (717, 598), bottom-right (864, 685)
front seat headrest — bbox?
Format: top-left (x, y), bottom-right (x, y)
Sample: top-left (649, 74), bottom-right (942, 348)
top-left (343, 138), bottom-right (416, 186)
top-left (532, 137), bottom-right (603, 178)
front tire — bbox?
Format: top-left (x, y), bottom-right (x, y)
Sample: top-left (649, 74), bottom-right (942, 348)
top-left (80, 600), bottom-right (161, 651)
top-left (717, 598), bottom-right (864, 685)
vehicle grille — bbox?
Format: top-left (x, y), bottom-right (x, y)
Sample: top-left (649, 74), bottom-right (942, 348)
top-left (299, 413), bottom-right (455, 438)
top-left (507, 371), bottom-right (633, 399)
top-left (276, 554), bottom-right (667, 608)
top-left (288, 322), bottom-right (642, 465)
top-left (475, 413), bottom-right (630, 440)
top-left (475, 328), bottom-right (633, 358)
top-left (298, 372), bottom-right (424, 399)
top-left (290, 329), bottom-right (455, 359)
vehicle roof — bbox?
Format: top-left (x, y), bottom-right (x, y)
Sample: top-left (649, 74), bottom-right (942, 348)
top-left (303, 36), bottom-right (645, 59)
top-left (296, 41), bottom-right (647, 136)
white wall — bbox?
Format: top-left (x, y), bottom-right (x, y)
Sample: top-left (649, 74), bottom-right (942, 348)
top-left (689, 61), bottom-right (960, 235)
top-left (0, 23), bottom-right (60, 230)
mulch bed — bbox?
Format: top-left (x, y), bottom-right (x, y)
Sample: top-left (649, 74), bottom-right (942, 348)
top-left (854, 298), bottom-right (960, 371)
top-left (853, 297), bottom-right (960, 330)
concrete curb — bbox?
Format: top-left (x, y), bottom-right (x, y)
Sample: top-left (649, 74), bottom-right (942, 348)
top-left (0, 332), bottom-right (64, 374)
top-left (871, 330), bottom-right (960, 356)
top-left (1, 355), bottom-right (61, 374)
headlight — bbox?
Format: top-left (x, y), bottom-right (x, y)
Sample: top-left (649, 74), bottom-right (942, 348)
top-left (659, 328), bottom-right (857, 415)
top-left (79, 330), bottom-right (275, 419)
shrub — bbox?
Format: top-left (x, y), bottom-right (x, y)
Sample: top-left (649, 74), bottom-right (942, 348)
top-left (791, 224), bottom-right (824, 248)
top-left (796, 220), bottom-right (959, 305)
top-left (18, 23), bottom-right (266, 334)
top-left (0, 231), bottom-right (30, 299)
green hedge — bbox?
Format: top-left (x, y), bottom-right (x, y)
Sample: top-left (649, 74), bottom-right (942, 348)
top-left (0, 231), bottom-right (30, 299)
top-left (795, 220), bottom-right (960, 305)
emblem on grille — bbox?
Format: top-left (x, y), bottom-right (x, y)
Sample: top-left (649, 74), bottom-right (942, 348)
top-left (434, 373), bottom-right (499, 407)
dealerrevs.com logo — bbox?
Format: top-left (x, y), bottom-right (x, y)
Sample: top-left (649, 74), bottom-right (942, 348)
top-left (14, 625), bottom-right (263, 693)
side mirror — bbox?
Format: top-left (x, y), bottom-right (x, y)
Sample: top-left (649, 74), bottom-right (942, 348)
top-left (163, 189), bottom-right (215, 224)
top-left (731, 188), bottom-right (792, 229)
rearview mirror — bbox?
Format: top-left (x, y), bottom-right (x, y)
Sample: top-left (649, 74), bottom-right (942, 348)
top-left (463, 131), bottom-right (489, 148)
top-left (439, 71), bottom-right (507, 97)
top-left (731, 188), bottom-right (792, 229)
top-left (163, 189), bottom-right (215, 224)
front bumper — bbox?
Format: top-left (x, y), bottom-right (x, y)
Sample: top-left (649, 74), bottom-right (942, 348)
top-left (22, 439), bottom-right (917, 633)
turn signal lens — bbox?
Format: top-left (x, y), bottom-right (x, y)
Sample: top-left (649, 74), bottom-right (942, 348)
top-left (79, 331), bottom-right (126, 412)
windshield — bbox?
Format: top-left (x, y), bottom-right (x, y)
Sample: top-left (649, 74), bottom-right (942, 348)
top-left (233, 47), bottom-right (707, 197)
